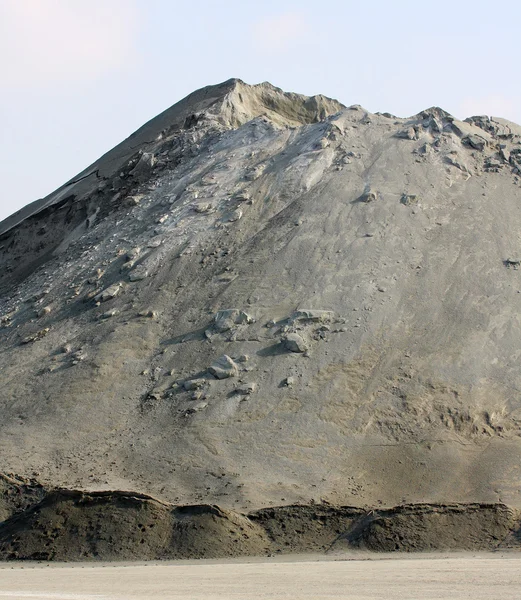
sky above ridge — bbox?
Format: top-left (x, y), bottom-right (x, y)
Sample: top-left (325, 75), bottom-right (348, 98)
top-left (1, 0), bottom-right (520, 222)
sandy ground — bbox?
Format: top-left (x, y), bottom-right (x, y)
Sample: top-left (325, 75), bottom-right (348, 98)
top-left (0, 554), bottom-right (521, 600)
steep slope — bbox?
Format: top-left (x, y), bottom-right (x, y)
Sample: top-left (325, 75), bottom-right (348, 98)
top-left (2, 79), bottom-right (521, 521)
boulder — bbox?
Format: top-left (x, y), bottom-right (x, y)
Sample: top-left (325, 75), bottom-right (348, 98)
top-left (284, 333), bottom-right (309, 353)
top-left (95, 283), bottom-right (122, 303)
top-left (208, 355), bottom-right (239, 379)
top-left (214, 309), bottom-right (255, 332)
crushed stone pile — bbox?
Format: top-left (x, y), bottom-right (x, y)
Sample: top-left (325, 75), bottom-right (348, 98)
top-left (2, 78), bottom-right (521, 557)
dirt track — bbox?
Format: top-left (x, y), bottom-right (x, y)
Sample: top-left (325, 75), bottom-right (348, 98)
top-left (0, 554), bottom-right (520, 599)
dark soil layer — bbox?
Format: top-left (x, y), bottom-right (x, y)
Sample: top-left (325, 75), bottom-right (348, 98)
top-left (341, 503), bottom-right (519, 552)
top-left (250, 504), bottom-right (366, 553)
top-left (0, 490), bottom-right (269, 561)
top-left (0, 485), bottom-right (520, 561)
top-left (0, 474), bottom-right (47, 523)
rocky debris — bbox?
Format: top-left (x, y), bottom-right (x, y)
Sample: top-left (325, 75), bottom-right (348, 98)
top-left (208, 355), bottom-right (239, 379)
top-left (464, 115), bottom-right (516, 139)
top-left (94, 283), bottom-right (123, 303)
top-left (213, 309), bottom-right (255, 333)
top-left (283, 333), bottom-right (309, 353)
top-left (183, 378), bottom-right (208, 391)
top-left (397, 126), bottom-right (419, 140)
top-left (484, 157), bottom-right (503, 173)
top-left (504, 258), bottom-right (521, 269)
top-left (22, 328), bottom-right (50, 344)
top-left (234, 382), bottom-right (258, 396)
top-left (185, 401), bottom-right (209, 415)
top-left (445, 155), bottom-right (470, 174)
top-left (234, 190), bottom-right (252, 204)
top-left (70, 350), bottom-right (86, 365)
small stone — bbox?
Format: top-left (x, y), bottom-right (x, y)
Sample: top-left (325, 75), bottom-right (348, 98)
top-left (214, 309), bottom-right (255, 332)
top-left (147, 237), bottom-right (163, 248)
top-left (234, 191), bottom-right (251, 203)
top-left (71, 350), bottom-right (86, 362)
top-left (284, 333), bottom-right (309, 353)
top-left (228, 208), bottom-right (243, 222)
top-left (194, 203), bottom-right (213, 214)
top-left (22, 328), bottom-right (50, 344)
top-left (401, 194), bottom-right (420, 206)
top-left (186, 401), bottom-right (208, 415)
top-left (124, 195), bottom-right (144, 207)
top-left (283, 377), bottom-right (295, 387)
top-left (359, 189), bottom-right (378, 203)
top-left (87, 269), bottom-right (105, 284)
top-left (129, 266), bottom-right (148, 282)
top-left (37, 306), bottom-right (52, 318)
top-left (291, 310), bottom-right (334, 324)
top-left (235, 382), bottom-right (258, 395)
top-left (126, 247), bottom-right (141, 261)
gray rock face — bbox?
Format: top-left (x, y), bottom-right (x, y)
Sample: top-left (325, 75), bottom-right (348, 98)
top-left (3, 78), bottom-right (521, 514)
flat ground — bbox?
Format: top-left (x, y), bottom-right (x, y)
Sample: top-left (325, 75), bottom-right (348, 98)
top-left (0, 554), bottom-right (520, 599)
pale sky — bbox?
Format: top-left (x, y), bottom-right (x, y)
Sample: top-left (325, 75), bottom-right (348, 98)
top-left (1, 0), bottom-right (520, 223)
